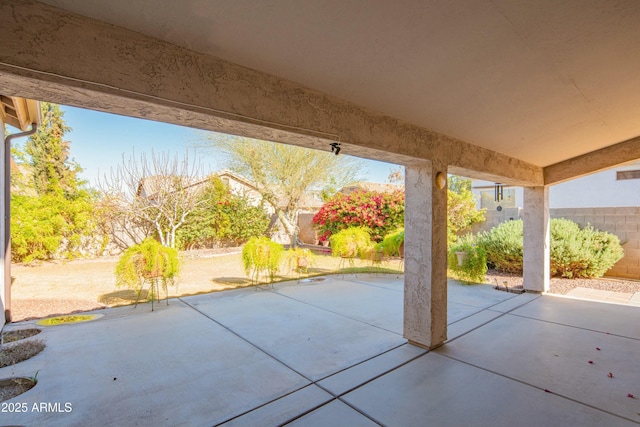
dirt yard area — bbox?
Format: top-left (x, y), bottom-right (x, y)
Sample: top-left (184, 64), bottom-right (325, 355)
top-left (10, 249), bottom-right (639, 323)
top-left (9, 249), bottom-right (397, 322)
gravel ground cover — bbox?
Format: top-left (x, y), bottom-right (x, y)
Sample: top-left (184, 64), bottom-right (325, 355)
top-left (486, 269), bottom-right (640, 295)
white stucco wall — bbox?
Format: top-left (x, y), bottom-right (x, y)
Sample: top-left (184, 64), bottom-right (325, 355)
top-left (473, 164), bottom-right (640, 209)
top-left (549, 167), bottom-right (640, 208)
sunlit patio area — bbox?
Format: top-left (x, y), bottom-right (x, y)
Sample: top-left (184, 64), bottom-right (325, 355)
top-left (2, 275), bottom-right (638, 426)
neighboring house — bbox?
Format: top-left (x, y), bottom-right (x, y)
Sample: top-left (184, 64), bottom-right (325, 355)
top-left (136, 175), bottom-right (208, 203)
top-left (217, 170), bottom-right (270, 212)
top-left (218, 169), bottom-right (326, 213)
top-left (1, 95), bottom-right (40, 325)
top-left (471, 164), bottom-right (640, 278)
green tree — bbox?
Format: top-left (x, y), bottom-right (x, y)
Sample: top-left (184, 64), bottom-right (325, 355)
top-left (447, 176), bottom-right (485, 247)
top-left (25, 102), bottom-right (81, 197)
top-left (204, 136), bottom-right (362, 244)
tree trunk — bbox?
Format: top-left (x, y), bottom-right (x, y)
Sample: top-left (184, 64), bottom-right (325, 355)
top-left (275, 208), bottom-right (298, 246)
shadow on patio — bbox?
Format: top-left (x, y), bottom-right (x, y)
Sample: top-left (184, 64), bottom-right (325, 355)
top-left (2, 276), bottom-right (639, 426)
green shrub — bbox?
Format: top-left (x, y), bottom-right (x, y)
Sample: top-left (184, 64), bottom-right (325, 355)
top-left (379, 229), bottom-right (404, 257)
top-left (115, 238), bottom-right (180, 296)
top-left (11, 191), bottom-right (99, 262)
top-left (447, 234), bottom-right (487, 283)
top-left (313, 190), bottom-right (404, 242)
top-left (242, 236), bottom-right (284, 283)
top-left (177, 176), bottom-right (270, 249)
top-left (329, 227), bottom-right (373, 258)
top-left (477, 220), bottom-right (524, 274)
top-left (550, 218), bottom-right (624, 278)
top-left (477, 219), bottom-right (624, 278)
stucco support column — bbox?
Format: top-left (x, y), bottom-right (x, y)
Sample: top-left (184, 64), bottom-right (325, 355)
top-left (523, 187), bottom-right (550, 292)
top-left (404, 161), bottom-right (448, 349)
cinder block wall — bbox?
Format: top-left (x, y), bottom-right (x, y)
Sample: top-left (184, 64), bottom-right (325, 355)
top-left (471, 207), bottom-right (639, 279)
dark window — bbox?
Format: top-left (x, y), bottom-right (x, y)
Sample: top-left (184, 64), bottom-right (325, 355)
top-left (616, 170), bottom-right (640, 180)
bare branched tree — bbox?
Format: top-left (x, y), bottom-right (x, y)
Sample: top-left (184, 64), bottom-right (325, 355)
top-left (98, 150), bottom-right (206, 249)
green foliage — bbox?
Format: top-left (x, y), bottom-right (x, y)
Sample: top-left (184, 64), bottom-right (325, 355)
top-left (313, 175), bottom-right (484, 248)
top-left (379, 229), bottom-right (405, 256)
top-left (10, 103), bottom-right (99, 262)
top-left (11, 190), bottom-right (98, 263)
top-left (477, 220), bottom-right (524, 274)
top-left (206, 135), bottom-right (362, 242)
top-left (478, 219), bottom-right (624, 278)
top-left (115, 238), bottom-right (180, 293)
top-left (313, 190), bottom-right (405, 242)
top-left (448, 176), bottom-right (485, 247)
top-left (25, 102), bottom-right (81, 197)
top-left (329, 227), bottom-right (373, 258)
top-left (176, 176), bottom-right (269, 249)
top-left (447, 234), bottom-right (487, 283)
top-left (242, 236), bottom-right (284, 283)
top-left (549, 218), bottom-right (624, 278)
top-left (285, 247), bottom-right (317, 273)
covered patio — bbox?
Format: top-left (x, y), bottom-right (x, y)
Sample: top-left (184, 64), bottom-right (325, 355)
top-left (4, 0), bottom-right (640, 349)
top-left (2, 2), bottom-right (640, 424)
top-left (2, 276), bottom-right (638, 426)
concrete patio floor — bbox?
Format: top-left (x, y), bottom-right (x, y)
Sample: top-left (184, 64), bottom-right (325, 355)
top-left (1, 275), bottom-right (639, 426)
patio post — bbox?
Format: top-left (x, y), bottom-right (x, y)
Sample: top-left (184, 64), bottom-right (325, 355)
top-left (403, 161), bottom-right (448, 349)
top-left (523, 186), bottom-right (550, 292)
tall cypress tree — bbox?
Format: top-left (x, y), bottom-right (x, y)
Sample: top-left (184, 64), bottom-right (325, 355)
top-left (25, 102), bottom-right (79, 197)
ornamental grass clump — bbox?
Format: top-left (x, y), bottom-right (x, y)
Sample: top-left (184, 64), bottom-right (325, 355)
top-left (379, 229), bottom-right (404, 257)
top-left (115, 238), bottom-right (180, 296)
top-left (242, 236), bottom-right (284, 284)
top-left (329, 227), bottom-right (373, 258)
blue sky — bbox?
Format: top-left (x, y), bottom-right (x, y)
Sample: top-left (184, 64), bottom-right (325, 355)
top-left (37, 105), bottom-right (398, 187)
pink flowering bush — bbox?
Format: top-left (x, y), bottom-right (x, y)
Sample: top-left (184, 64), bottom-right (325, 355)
top-left (312, 190), bottom-right (404, 242)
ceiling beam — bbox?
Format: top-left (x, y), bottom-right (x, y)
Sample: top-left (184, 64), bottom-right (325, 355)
top-left (544, 135), bottom-right (640, 185)
top-left (0, 0), bottom-right (543, 186)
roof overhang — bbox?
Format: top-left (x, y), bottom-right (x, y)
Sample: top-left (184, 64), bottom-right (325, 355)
top-left (0, 95), bottom-right (39, 131)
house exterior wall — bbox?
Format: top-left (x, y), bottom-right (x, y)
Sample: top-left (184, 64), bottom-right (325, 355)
top-left (474, 165), bottom-right (640, 210)
top-left (550, 167), bottom-right (640, 208)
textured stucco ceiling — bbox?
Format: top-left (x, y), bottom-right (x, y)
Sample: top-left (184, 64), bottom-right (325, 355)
top-left (39, 0), bottom-right (640, 167)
